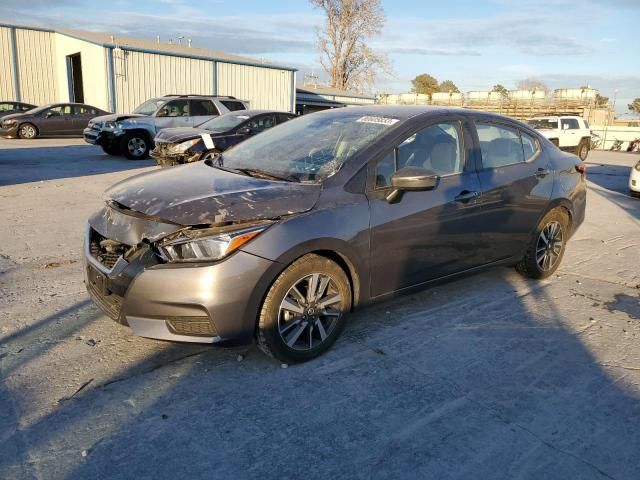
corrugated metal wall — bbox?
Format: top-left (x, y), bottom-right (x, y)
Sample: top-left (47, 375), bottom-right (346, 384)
top-left (114, 50), bottom-right (213, 112)
top-left (14, 29), bottom-right (57, 105)
top-left (217, 62), bottom-right (293, 112)
top-left (0, 27), bottom-right (15, 100)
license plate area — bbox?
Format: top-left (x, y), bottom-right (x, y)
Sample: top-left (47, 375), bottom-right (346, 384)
top-left (87, 264), bottom-right (110, 296)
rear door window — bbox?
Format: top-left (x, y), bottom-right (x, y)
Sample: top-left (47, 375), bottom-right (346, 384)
top-left (190, 100), bottom-right (218, 116)
top-left (277, 113), bottom-right (295, 124)
top-left (0, 103), bottom-right (14, 111)
top-left (221, 100), bottom-right (246, 112)
top-left (476, 123), bottom-right (524, 168)
top-left (521, 131), bottom-right (539, 161)
top-left (561, 118), bottom-right (580, 130)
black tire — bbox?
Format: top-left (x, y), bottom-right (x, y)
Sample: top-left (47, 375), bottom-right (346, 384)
top-left (516, 208), bottom-right (569, 279)
top-left (256, 254), bottom-right (352, 363)
top-left (101, 144), bottom-right (121, 156)
top-left (120, 132), bottom-right (150, 160)
top-left (18, 123), bottom-right (38, 139)
top-left (577, 140), bottom-right (589, 161)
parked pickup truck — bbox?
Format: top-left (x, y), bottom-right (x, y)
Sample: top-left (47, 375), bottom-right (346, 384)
top-left (83, 94), bottom-right (249, 159)
top-left (527, 115), bottom-right (591, 161)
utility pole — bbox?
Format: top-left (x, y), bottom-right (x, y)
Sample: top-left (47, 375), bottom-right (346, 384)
top-left (602, 89), bottom-right (618, 150)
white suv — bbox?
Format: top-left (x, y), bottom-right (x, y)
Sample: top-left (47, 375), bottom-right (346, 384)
top-left (527, 115), bottom-right (591, 161)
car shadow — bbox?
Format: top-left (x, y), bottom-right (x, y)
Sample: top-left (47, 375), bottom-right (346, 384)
top-left (1, 266), bottom-right (639, 479)
top-left (0, 144), bottom-right (155, 186)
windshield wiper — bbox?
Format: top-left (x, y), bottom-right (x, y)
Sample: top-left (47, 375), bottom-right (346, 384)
top-left (235, 168), bottom-right (297, 182)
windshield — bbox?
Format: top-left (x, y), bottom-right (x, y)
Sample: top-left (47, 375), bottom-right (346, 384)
top-left (217, 110), bottom-right (399, 182)
top-left (199, 113), bottom-right (250, 131)
top-left (133, 98), bottom-right (167, 115)
top-left (528, 119), bottom-right (558, 130)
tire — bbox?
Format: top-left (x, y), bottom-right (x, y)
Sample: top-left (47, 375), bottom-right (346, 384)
top-left (101, 144), bottom-right (121, 156)
top-left (120, 132), bottom-right (150, 160)
top-left (516, 208), bottom-right (569, 279)
top-left (256, 254), bottom-right (352, 363)
top-left (577, 140), bottom-right (589, 161)
top-left (18, 123), bottom-right (38, 139)
top-left (200, 149), bottom-right (222, 162)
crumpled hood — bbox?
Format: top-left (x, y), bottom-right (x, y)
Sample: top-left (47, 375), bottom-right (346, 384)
top-left (154, 127), bottom-right (221, 143)
top-left (105, 162), bottom-right (321, 225)
top-left (91, 113), bottom-right (147, 124)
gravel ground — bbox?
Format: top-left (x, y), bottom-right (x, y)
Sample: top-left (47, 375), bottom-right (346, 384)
top-left (1, 137), bottom-right (639, 480)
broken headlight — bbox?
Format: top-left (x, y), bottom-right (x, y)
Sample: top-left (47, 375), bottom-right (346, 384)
top-left (158, 225), bottom-right (268, 263)
top-left (168, 138), bottom-right (200, 154)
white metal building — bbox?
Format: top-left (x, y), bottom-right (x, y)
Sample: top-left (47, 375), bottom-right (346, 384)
top-left (0, 22), bottom-right (297, 113)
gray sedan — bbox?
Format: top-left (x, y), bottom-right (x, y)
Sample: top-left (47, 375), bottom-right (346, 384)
top-left (84, 106), bottom-right (586, 363)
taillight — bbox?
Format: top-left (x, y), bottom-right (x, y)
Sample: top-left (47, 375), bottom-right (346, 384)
top-left (576, 163), bottom-right (586, 175)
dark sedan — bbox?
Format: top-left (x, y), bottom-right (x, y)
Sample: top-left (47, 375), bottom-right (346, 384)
top-left (0, 101), bottom-right (37, 119)
top-left (0, 103), bottom-right (109, 139)
top-left (150, 109), bottom-right (296, 167)
top-left (84, 106), bottom-right (586, 363)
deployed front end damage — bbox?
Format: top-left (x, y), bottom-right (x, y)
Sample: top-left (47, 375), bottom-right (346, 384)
top-left (85, 203), bottom-right (280, 343)
top-left (84, 164), bottom-right (321, 343)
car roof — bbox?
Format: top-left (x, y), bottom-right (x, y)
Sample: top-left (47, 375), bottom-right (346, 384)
top-left (225, 109), bottom-right (294, 117)
top-left (333, 105), bottom-right (531, 127)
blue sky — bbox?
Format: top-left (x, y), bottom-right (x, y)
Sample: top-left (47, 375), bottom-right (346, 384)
top-left (2, 0), bottom-right (639, 114)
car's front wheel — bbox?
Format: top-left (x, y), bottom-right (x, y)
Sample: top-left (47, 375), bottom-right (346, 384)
top-left (577, 140), bottom-right (589, 161)
top-left (257, 254), bottom-right (352, 363)
top-left (120, 133), bottom-right (150, 160)
top-left (18, 123), bottom-right (38, 139)
top-left (516, 208), bottom-right (569, 279)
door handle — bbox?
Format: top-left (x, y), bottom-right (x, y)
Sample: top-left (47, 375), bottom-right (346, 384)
top-left (535, 167), bottom-right (550, 178)
top-left (454, 190), bottom-right (480, 203)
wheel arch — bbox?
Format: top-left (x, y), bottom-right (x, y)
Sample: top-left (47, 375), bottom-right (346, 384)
top-left (19, 122), bottom-right (39, 137)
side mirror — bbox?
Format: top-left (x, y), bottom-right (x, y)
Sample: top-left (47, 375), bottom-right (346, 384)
top-left (386, 167), bottom-right (439, 203)
top-left (237, 126), bottom-right (251, 135)
top-left (45, 112), bottom-right (53, 118)
top-left (156, 108), bottom-right (169, 117)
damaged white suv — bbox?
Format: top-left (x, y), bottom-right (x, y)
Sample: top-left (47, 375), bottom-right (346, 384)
top-left (527, 115), bottom-right (591, 161)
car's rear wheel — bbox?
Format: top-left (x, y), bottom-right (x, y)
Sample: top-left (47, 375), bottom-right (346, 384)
top-left (577, 140), bottom-right (589, 161)
top-left (101, 144), bottom-right (121, 156)
top-left (516, 208), bottom-right (569, 279)
top-left (18, 123), bottom-right (38, 139)
top-left (120, 133), bottom-right (150, 160)
top-left (256, 254), bottom-right (352, 363)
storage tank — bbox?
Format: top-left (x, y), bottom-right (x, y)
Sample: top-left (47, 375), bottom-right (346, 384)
top-left (509, 89), bottom-right (546, 100)
top-left (554, 88), bottom-right (597, 100)
top-left (431, 92), bottom-right (464, 105)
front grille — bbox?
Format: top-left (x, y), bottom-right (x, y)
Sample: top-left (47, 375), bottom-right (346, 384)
top-left (89, 228), bottom-right (128, 270)
top-left (86, 264), bottom-right (124, 321)
top-left (166, 317), bottom-right (216, 337)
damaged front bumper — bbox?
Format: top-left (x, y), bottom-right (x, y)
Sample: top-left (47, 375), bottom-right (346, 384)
top-left (84, 205), bottom-right (275, 343)
top-left (150, 146), bottom-right (202, 168)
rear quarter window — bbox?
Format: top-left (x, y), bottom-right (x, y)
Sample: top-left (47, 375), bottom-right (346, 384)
top-left (221, 101), bottom-right (247, 112)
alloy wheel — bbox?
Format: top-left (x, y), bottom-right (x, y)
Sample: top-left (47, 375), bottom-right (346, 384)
top-left (20, 125), bottom-right (36, 138)
top-left (536, 221), bottom-right (564, 271)
top-left (127, 137), bottom-right (146, 157)
top-left (278, 273), bottom-right (343, 351)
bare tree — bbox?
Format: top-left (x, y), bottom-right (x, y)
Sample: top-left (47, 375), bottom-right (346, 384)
top-left (311, 0), bottom-right (391, 92)
top-left (515, 78), bottom-right (549, 93)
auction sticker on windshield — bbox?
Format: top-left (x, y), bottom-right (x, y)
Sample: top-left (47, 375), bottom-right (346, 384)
top-left (201, 133), bottom-right (215, 150)
top-left (356, 116), bottom-right (399, 125)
